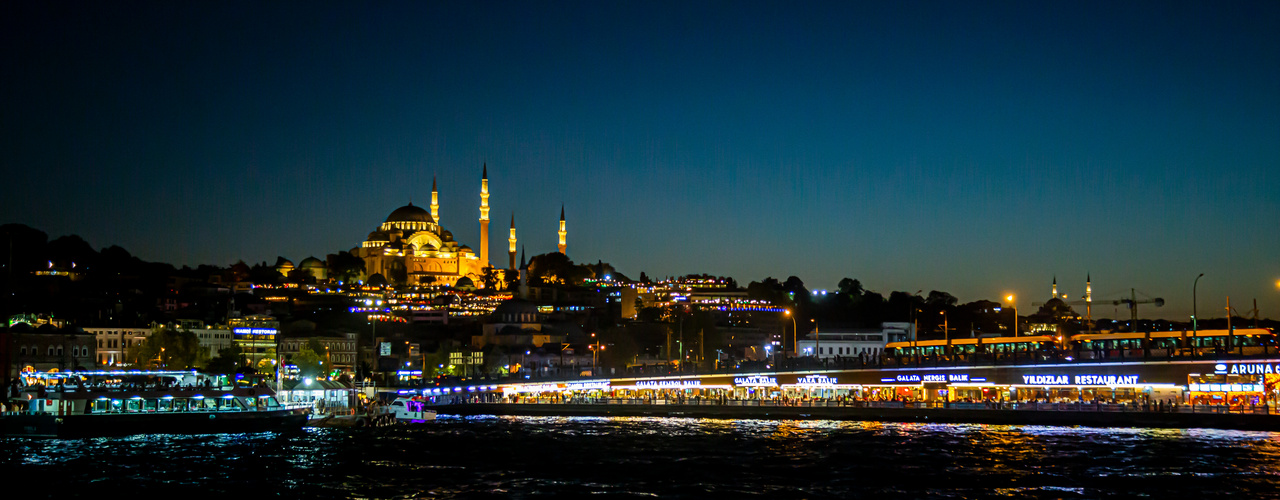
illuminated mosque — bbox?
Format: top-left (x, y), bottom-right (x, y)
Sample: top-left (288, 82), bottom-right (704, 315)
top-left (351, 165), bottom-right (566, 287)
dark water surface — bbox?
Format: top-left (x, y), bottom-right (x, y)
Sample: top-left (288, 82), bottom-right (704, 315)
top-left (6, 415), bottom-right (1280, 498)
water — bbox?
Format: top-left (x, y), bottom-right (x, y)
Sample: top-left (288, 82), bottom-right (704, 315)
top-left (7, 416), bottom-right (1280, 498)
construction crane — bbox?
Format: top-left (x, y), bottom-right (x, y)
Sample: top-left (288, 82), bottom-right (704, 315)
top-left (1034, 288), bottom-right (1164, 332)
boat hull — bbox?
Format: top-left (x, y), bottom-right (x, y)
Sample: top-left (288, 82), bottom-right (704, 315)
top-left (1, 409), bottom-right (309, 438)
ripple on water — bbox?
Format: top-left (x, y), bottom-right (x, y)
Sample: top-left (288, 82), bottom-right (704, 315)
top-left (7, 417), bottom-right (1280, 498)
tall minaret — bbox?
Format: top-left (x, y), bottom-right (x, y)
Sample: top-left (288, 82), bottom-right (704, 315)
top-left (508, 213), bottom-right (517, 270)
top-left (430, 175), bottom-right (439, 223)
top-left (1052, 276), bottom-right (1058, 299)
top-left (518, 245), bottom-right (529, 300)
top-left (557, 205), bottom-right (567, 255)
top-left (1085, 273), bottom-right (1093, 329)
top-left (479, 164), bottom-right (490, 267)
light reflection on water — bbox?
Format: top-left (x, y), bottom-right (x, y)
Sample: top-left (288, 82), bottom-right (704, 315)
top-left (5, 416), bottom-right (1280, 498)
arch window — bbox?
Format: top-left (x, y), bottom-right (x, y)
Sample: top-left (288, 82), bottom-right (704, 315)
top-left (57, 346), bottom-right (64, 357)
top-left (73, 346), bottom-right (79, 357)
top-left (19, 346), bottom-right (26, 356)
top-left (48, 346), bottom-right (55, 356)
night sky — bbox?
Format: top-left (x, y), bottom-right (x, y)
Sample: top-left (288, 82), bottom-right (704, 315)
top-left (4, 2), bottom-right (1278, 319)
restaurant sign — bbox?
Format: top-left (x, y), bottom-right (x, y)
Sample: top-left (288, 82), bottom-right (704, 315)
top-left (1215, 362), bottom-right (1280, 375)
top-left (1022, 374), bottom-right (1140, 386)
top-left (636, 380), bottom-right (702, 388)
top-left (734, 376), bottom-right (778, 387)
top-left (794, 375), bottom-right (838, 386)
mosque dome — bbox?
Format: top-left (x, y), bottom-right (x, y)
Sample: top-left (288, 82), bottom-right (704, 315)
top-left (441, 230), bottom-right (454, 241)
top-left (458, 245), bottom-right (473, 254)
top-left (385, 203), bottom-right (434, 224)
top-left (299, 256), bottom-right (325, 269)
top-left (492, 298), bottom-right (540, 324)
top-left (455, 276), bottom-right (475, 289)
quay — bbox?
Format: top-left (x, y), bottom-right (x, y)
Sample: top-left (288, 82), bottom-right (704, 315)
top-left (425, 400), bottom-right (1280, 432)
top-left (396, 351), bottom-right (1280, 432)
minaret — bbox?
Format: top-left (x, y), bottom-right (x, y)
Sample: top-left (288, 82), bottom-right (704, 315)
top-left (557, 205), bottom-right (567, 255)
top-left (518, 245), bottom-right (529, 300)
top-left (479, 164), bottom-right (490, 267)
top-left (1052, 276), bottom-right (1058, 299)
top-left (430, 175), bottom-right (439, 224)
top-left (508, 213), bottom-right (517, 270)
top-left (1085, 273), bottom-right (1093, 330)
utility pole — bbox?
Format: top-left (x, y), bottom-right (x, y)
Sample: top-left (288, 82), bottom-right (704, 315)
top-left (1227, 296), bottom-right (1234, 355)
top-left (678, 313), bottom-right (684, 372)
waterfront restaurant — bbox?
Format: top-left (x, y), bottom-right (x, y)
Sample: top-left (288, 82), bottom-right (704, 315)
top-left (493, 358), bottom-right (1280, 408)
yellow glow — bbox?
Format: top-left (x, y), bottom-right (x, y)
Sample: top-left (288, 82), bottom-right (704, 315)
top-left (1005, 294), bottom-right (1014, 303)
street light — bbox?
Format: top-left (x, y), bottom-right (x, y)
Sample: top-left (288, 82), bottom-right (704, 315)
top-left (1005, 295), bottom-right (1018, 337)
top-left (1193, 273), bottom-right (1204, 338)
top-left (784, 309), bottom-right (797, 355)
top-left (811, 319), bottom-right (818, 358)
top-left (940, 310), bottom-right (949, 344)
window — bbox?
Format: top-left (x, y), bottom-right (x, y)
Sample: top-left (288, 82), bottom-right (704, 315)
top-left (19, 347), bottom-right (25, 356)
top-left (73, 346), bottom-right (79, 357)
top-left (57, 346), bottom-right (64, 357)
top-left (48, 346), bottom-right (55, 356)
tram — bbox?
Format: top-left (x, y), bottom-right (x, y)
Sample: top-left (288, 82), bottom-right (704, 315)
top-left (885, 335), bottom-right (1058, 363)
top-left (1067, 328), bottom-right (1277, 359)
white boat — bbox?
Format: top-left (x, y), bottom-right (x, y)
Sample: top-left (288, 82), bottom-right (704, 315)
top-left (388, 398), bottom-right (437, 422)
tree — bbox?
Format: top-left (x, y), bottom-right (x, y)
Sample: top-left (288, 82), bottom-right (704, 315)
top-left (130, 328), bottom-right (201, 369)
top-left (327, 251), bottom-right (366, 282)
top-left (206, 344), bottom-right (243, 374)
top-left (480, 266), bottom-right (501, 290)
top-left (926, 290), bottom-right (958, 308)
top-left (257, 347), bottom-right (278, 375)
top-left (292, 339), bottom-right (331, 379)
top-left (838, 278), bottom-right (865, 297)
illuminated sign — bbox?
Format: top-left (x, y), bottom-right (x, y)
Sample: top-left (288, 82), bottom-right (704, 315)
top-left (733, 376), bottom-right (778, 387)
top-left (232, 328), bottom-right (277, 336)
top-left (565, 381), bottom-right (610, 391)
top-left (922, 374), bottom-right (947, 383)
top-left (1021, 374), bottom-right (1140, 385)
top-left (1219, 362), bottom-right (1280, 375)
top-left (794, 375), bottom-right (838, 386)
top-left (379, 342), bottom-right (391, 356)
top-left (511, 384), bottom-right (563, 393)
top-left (1022, 375), bottom-right (1069, 385)
top-left (636, 380), bottom-right (702, 388)
top-left (895, 374), bottom-right (921, 383)
top-left (1073, 375), bottom-right (1139, 385)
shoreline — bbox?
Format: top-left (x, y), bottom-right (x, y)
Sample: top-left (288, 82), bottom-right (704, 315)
top-left (425, 403), bottom-right (1280, 432)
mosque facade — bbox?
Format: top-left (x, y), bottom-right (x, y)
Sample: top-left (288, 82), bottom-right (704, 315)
top-left (350, 165), bottom-right (567, 288)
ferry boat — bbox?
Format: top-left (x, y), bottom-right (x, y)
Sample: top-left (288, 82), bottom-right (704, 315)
top-left (1, 370), bottom-right (309, 438)
top-left (388, 397), bottom-right (437, 422)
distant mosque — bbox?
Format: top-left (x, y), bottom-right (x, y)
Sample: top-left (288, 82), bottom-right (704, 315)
top-left (351, 164), bottom-right (567, 287)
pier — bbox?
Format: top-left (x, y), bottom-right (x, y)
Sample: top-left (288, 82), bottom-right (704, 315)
top-left (426, 400), bottom-right (1280, 432)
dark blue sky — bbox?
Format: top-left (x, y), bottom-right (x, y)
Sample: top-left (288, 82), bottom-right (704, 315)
top-left (4, 1), bottom-right (1278, 319)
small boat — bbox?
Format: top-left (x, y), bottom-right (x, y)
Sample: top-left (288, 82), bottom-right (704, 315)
top-left (1, 370), bottom-right (309, 438)
top-left (388, 397), bottom-right (437, 422)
